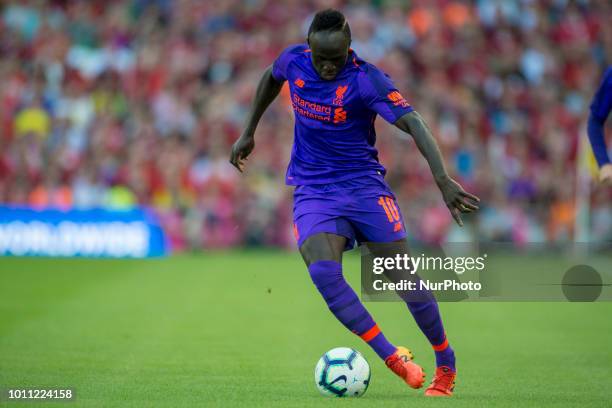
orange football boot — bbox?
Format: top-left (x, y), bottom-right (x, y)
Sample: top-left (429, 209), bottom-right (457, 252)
top-left (425, 366), bottom-right (456, 396)
top-left (384, 346), bottom-right (426, 389)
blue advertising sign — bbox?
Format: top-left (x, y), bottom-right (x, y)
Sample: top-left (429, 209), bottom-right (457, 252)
top-left (0, 206), bottom-right (168, 258)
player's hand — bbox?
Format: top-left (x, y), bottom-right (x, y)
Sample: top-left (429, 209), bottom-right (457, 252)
top-left (229, 134), bottom-right (255, 173)
top-left (436, 176), bottom-right (480, 227)
top-left (599, 163), bottom-right (612, 185)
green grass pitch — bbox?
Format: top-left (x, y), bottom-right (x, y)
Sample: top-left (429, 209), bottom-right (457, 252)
top-left (1, 251), bottom-right (611, 407)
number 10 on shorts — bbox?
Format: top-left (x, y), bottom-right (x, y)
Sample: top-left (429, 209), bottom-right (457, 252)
top-left (377, 196), bottom-right (403, 232)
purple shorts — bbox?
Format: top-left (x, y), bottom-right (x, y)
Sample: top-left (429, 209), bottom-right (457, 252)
top-left (292, 174), bottom-right (407, 251)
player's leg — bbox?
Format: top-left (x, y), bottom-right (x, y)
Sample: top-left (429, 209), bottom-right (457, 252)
top-left (300, 231), bottom-right (425, 389)
top-left (300, 232), bottom-right (397, 361)
top-left (380, 238), bottom-right (455, 371)
top-left (293, 184), bottom-right (425, 389)
top-left (381, 238), bottom-right (456, 396)
top-left (347, 190), bottom-right (452, 394)
top-left (348, 192), bottom-right (455, 366)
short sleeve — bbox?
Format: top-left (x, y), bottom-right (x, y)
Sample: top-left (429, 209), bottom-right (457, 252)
top-left (272, 44), bottom-right (305, 83)
top-left (590, 67), bottom-right (612, 122)
top-left (357, 64), bottom-right (414, 124)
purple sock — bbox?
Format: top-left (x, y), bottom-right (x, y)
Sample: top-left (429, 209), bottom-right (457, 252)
top-left (308, 260), bottom-right (396, 361)
top-left (435, 346), bottom-right (455, 371)
top-left (391, 278), bottom-right (456, 371)
top-left (405, 300), bottom-right (455, 371)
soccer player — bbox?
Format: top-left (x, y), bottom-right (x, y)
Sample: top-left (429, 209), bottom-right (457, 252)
top-left (588, 66), bottom-right (612, 184)
top-left (230, 9), bottom-right (479, 397)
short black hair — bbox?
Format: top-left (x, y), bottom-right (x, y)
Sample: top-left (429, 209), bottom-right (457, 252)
top-left (308, 9), bottom-right (351, 41)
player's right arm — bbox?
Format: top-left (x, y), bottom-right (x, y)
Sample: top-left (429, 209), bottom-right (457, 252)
top-left (230, 65), bottom-right (284, 172)
top-left (587, 67), bottom-right (612, 184)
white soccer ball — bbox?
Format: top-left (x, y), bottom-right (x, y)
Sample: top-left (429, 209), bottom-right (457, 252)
top-left (314, 347), bottom-right (371, 397)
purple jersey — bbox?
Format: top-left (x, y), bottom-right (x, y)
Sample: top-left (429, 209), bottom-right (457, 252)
top-left (272, 44), bottom-right (414, 186)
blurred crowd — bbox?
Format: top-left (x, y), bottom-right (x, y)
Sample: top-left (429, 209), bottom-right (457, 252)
top-left (1, 0), bottom-right (611, 250)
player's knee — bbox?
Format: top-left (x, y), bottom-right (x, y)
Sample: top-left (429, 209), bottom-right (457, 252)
top-left (308, 260), bottom-right (343, 291)
top-left (299, 233), bottom-right (344, 266)
top-left (300, 245), bottom-right (334, 266)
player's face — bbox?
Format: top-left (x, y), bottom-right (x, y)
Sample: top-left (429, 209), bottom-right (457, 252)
top-left (308, 31), bottom-right (350, 81)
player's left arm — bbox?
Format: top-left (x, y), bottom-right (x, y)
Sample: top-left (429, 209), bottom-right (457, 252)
top-left (394, 111), bottom-right (480, 226)
top-left (357, 66), bottom-right (479, 225)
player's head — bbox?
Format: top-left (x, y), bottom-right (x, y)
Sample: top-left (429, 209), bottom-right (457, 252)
top-left (307, 9), bottom-right (351, 81)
